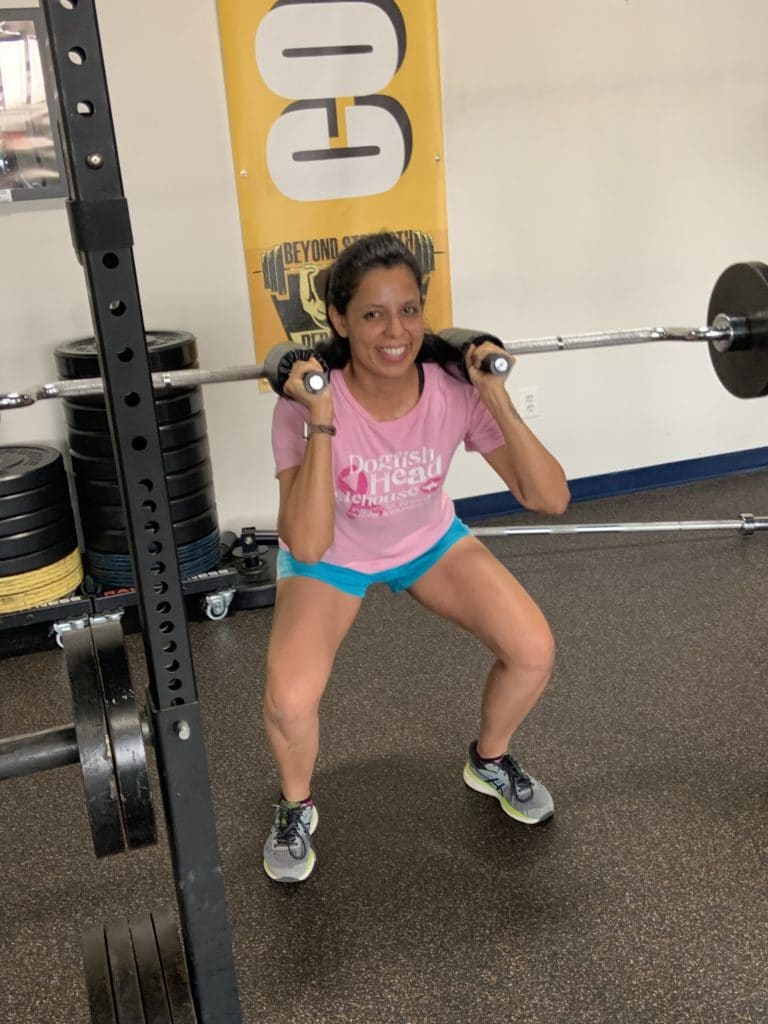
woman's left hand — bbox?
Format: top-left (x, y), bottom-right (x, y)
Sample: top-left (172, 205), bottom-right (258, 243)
top-left (464, 342), bottom-right (515, 399)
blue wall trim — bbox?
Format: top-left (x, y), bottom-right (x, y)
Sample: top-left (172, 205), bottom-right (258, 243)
top-left (454, 446), bottom-right (768, 522)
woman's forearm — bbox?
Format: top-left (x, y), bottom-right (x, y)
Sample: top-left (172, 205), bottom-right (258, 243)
top-left (483, 390), bottom-right (570, 514)
top-left (278, 431), bottom-right (336, 562)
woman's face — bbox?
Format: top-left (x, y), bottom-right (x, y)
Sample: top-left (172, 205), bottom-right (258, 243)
top-left (329, 264), bottom-right (424, 380)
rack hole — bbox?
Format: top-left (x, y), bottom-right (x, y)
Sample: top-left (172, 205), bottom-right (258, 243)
top-left (162, 640), bottom-right (176, 653)
top-left (153, 581), bottom-right (168, 596)
top-left (131, 436), bottom-right (147, 451)
top-left (145, 520), bottom-right (159, 534)
top-left (138, 479), bottom-right (153, 492)
top-left (109, 300), bottom-right (126, 317)
top-left (142, 500), bottom-right (156, 513)
top-left (117, 347), bottom-right (133, 363)
top-left (148, 541), bottom-right (162, 555)
top-left (168, 678), bottom-right (182, 691)
top-left (159, 621), bottom-right (174, 634)
top-left (102, 252), bottom-right (119, 269)
top-left (170, 697), bottom-right (185, 707)
top-left (149, 561), bottom-right (166, 575)
top-left (60, 0), bottom-right (78, 9)
top-left (157, 602), bottom-right (171, 615)
top-left (165, 660), bottom-right (180, 673)
top-left (76, 100), bottom-right (93, 117)
top-left (124, 392), bottom-right (140, 407)
top-left (67, 47), bottom-right (86, 65)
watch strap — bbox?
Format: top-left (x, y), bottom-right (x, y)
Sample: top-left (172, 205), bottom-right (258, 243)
top-left (303, 421), bottom-right (336, 439)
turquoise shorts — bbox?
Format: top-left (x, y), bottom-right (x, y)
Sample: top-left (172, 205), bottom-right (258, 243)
top-left (276, 516), bottom-right (471, 598)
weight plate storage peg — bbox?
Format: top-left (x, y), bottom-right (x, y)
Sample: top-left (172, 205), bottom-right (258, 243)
top-left (708, 262), bottom-right (768, 398)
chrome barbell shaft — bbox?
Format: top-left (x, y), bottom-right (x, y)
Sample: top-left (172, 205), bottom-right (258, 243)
top-left (1, 322), bottom-right (736, 408)
top-left (472, 514), bottom-right (768, 537)
top-left (234, 514), bottom-right (767, 550)
top-left (502, 324), bottom-right (733, 357)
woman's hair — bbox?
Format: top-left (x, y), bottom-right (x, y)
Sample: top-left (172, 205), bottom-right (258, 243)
top-left (315, 231), bottom-right (457, 371)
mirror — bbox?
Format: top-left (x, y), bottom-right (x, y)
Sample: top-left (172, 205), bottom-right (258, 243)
top-left (0, 8), bottom-right (66, 202)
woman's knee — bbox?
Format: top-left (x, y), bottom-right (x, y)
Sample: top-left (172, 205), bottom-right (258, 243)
top-left (263, 677), bottom-right (322, 733)
top-left (500, 620), bottom-right (556, 679)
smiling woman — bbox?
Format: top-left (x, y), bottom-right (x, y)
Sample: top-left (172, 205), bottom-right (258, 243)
top-left (261, 230), bottom-right (571, 884)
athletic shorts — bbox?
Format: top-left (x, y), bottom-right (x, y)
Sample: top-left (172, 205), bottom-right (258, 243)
top-left (276, 516), bottom-right (471, 598)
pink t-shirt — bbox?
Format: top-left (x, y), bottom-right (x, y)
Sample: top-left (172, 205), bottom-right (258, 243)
top-left (271, 362), bottom-right (505, 572)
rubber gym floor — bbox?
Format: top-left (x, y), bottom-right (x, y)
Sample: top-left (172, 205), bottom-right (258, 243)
top-left (1, 470), bottom-right (767, 1024)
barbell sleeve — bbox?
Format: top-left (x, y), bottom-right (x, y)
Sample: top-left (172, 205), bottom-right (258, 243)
top-left (0, 724), bottom-right (80, 780)
top-left (501, 324), bottom-right (734, 357)
top-left (0, 718), bottom-right (153, 783)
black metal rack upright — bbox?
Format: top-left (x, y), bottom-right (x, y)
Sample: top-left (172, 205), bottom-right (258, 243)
top-left (38, 2), bottom-right (243, 1021)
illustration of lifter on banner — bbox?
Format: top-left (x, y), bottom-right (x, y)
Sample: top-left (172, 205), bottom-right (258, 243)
top-left (261, 229), bottom-right (437, 348)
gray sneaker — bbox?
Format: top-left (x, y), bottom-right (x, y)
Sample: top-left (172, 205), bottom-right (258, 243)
top-left (263, 801), bottom-right (319, 883)
top-left (463, 743), bottom-right (554, 825)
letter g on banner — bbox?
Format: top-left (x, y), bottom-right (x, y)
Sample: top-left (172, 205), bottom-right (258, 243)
top-left (255, 0), bottom-right (413, 201)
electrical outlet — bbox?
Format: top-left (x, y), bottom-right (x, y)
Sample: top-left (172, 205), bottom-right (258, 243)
top-left (519, 385), bottom-right (540, 419)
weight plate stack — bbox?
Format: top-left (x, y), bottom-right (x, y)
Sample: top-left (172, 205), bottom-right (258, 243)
top-left (55, 332), bottom-right (221, 586)
top-left (82, 908), bottom-right (197, 1024)
top-left (0, 446), bottom-right (83, 613)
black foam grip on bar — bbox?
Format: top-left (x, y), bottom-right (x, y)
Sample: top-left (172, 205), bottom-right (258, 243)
top-left (67, 197), bottom-right (133, 254)
top-left (438, 327), bottom-right (505, 353)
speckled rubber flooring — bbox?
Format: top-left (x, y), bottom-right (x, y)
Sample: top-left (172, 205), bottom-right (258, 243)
top-left (1, 471), bottom-right (767, 1024)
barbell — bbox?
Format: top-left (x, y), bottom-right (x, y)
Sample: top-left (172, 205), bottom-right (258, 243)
top-left (2, 261), bottom-right (768, 409)
top-left (0, 618), bottom-right (156, 859)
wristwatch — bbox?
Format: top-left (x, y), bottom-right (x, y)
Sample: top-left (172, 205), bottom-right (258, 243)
top-left (303, 421), bottom-right (336, 440)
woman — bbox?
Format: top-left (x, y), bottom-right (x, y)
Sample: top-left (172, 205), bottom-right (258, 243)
top-left (264, 232), bottom-right (570, 883)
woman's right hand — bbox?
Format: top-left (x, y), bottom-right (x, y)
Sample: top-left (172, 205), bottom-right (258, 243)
top-left (282, 357), bottom-right (334, 419)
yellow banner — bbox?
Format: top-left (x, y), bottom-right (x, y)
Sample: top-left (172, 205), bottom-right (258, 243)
top-left (217, 0), bottom-right (452, 365)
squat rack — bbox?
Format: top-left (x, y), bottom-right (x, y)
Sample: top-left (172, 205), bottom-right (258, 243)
top-left (37, 2), bottom-right (243, 1021)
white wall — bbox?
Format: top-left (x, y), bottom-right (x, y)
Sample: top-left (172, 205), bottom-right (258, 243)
top-left (2, 0), bottom-right (767, 530)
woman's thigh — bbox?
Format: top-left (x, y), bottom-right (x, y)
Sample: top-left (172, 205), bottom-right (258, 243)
top-left (266, 575), bottom-right (363, 708)
top-left (406, 535), bottom-right (554, 664)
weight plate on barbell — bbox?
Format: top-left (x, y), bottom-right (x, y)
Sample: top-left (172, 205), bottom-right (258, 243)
top-left (0, 446), bottom-right (64, 497)
top-left (92, 619), bottom-right (156, 850)
top-left (62, 628), bottom-right (125, 858)
top-left (152, 908), bottom-right (198, 1024)
top-left (105, 919), bottom-right (146, 1023)
top-left (129, 915), bottom-right (173, 1024)
top-left (708, 262), bottom-right (768, 399)
top-left (55, 330), bottom-right (199, 380)
top-left (81, 924), bottom-right (118, 1024)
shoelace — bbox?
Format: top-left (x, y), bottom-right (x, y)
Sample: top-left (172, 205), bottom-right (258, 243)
top-left (273, 805), bottom-right (309, 860)
top-left (498, 755), bottom-right (534, 803)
